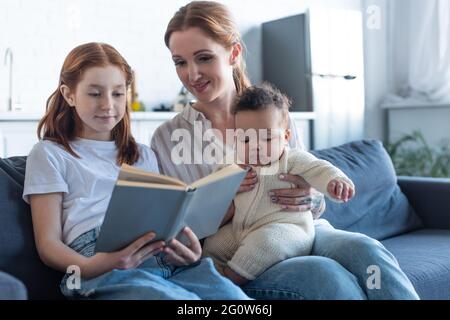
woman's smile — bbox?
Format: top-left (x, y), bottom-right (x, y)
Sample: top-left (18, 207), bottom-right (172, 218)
top-left (191, 80), bottom-right (210, 94)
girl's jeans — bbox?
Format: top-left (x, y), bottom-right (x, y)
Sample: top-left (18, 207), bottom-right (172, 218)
top-left (60, 228), bottom-right (251, 300)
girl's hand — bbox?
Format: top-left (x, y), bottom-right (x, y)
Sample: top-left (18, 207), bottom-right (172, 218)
top-left (163, 227), bottom-right (202, 266)
top-left (237, 165), bottom-right (258, 193)
top-left (84, 231), bottom-right (165, 279)
top-left (327, 179), bottom-right (355, 202)
top-left (269, 174), bottom-right (314, 212)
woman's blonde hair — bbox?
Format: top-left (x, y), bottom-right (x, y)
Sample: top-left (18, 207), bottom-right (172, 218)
top-left (165, 1), bottom-right (251, 94)
top-left (38, 42), bottom-right (140, 165)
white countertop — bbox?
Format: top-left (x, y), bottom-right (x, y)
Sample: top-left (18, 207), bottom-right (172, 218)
top-left (0, 111), bottom-right (316, 121)
top-left (0, 111), bottom-right (179, 121)
top-left (382, 102), bottom-right (450, 109)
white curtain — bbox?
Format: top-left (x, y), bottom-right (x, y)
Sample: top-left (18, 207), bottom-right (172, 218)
top-left (309, 8), bottom-right (365, 149)
top-left (390, 0), bottom-right (450, 103)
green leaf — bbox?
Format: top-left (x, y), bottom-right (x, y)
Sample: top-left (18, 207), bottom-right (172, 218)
top-left (385, 130), bottom-right (450, 178)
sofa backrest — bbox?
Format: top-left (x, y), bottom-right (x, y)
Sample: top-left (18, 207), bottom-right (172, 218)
top-left (312, 140), bottom-right (423, 240)
top-left (0, 157), bottom-right (64, 300)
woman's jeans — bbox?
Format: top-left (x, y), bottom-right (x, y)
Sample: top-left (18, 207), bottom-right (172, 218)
top-left (60, 228), bottom-right (250, 300)
top-left (242, 221), bottom-right (420, 300)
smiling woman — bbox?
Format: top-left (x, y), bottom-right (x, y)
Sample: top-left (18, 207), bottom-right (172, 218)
top-left (169, 27), bottom-right (242, 103)
top-left (151, 0), bottom-right (420, 300)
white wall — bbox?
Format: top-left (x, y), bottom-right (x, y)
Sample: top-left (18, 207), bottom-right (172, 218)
top-left (0, 0), bottom-right (361, 114)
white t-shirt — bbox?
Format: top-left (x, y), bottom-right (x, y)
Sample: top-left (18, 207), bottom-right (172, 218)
top-left (23, 138), bottom-right (159, 245)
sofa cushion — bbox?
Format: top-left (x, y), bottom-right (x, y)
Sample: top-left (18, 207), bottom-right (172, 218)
top-left (381, 229), bottom-right (450, 299)
top-left (0, 271), bottom-right (27, 300)
top-left (312, 140), bottom-right (423, 240)
top-left (0, 157), bottom-right (64, 300)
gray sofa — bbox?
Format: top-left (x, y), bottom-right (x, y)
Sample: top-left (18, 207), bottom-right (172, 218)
top-left (1, 140), bottom-right (449, 299)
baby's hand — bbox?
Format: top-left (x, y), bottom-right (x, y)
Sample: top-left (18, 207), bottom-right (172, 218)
top-left (327, 179), bottom-right (355, 202)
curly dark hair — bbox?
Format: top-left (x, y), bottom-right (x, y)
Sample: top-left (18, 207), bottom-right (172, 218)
top-left (232, 83), bottom-right (291, 124)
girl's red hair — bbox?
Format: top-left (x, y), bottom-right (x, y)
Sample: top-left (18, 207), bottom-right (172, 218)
top-left (38, 42), bottom-right (139, 165)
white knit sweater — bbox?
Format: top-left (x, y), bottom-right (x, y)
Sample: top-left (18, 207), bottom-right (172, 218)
top-left (203, 147), bottom-right (354, 280)
top-left (234, 148), bottom-right (354, 232)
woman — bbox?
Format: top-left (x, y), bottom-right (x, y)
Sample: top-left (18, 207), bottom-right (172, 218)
top-left (151, 1), bottom-right (419, 300)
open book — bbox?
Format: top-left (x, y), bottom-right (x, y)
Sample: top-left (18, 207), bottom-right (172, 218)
top-left (94, 164), bottom-right (246, 253)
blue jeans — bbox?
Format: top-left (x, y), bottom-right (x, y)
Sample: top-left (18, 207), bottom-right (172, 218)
top-left (60, 228), bottom-right (250, 300)
top-left (242, 221), bottom-right (420, 300)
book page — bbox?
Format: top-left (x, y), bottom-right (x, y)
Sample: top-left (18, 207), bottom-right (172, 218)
top-left (119, 164), bottom-right (186, 187)
top-left (190, 164), bottom-right (246, 189)
top-left (117, 180), bottom-right (187, 191)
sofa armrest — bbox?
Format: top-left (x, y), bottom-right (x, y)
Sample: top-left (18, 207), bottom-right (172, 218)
top-left (398, 176), bottom-right (450, 229)
top-left (0, 271), bottom-right (27, 300)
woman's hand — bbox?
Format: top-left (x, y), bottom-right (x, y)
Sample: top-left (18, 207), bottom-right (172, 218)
top-left (237, 165), bottom-right (258, 193)
top-left (163, 227), bottom-right (202, 266)
top-left (269, 173), bottom-right (314, 212)
top-left (84, 231), bottom-right (165, 279)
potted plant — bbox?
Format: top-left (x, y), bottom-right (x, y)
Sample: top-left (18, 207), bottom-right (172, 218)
top-left (385, 130), bottom-right (450, 178)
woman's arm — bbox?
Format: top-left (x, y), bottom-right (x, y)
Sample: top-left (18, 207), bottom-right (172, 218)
top-left (269, 174), bottom-right (326, 218)
top-left (264, 117), bottom-right (326, 217)
top-left (30, 193), bottom-right (165, 279)
top-left (232, 118), bottom-right (326, 216)
top-left (235, 166), bottom-right (325, 218)
top-left (310, 189), bottom-right (326, 219)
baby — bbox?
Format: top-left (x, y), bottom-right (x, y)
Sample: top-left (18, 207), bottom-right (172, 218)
top-left (203, 83), bottom-right (355, 285)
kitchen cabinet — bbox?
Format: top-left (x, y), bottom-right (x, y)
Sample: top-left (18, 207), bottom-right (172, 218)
top-left (0, 112), bottom-right (176, 158)
top-left (0, 112), bottom-right (313, 158)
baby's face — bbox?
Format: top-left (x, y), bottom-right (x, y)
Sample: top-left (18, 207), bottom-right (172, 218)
top-left (235, 107), bottom-right (290, 166)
